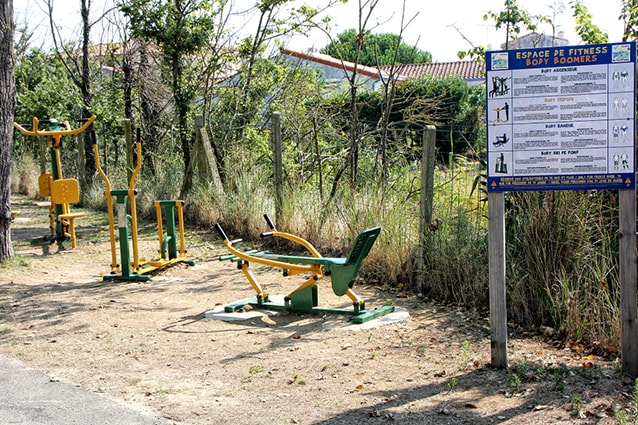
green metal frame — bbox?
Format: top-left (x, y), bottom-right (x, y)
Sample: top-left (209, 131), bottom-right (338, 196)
top-left (95, 131), bottom-right (194, 283)
top-left (216, 216), bottom-right (394, 324)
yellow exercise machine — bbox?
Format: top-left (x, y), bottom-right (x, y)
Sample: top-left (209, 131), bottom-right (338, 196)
top-left (92, 128), bottom-right (194, 282)
top-left (13, 116), bottom-right (96, 248)
top-left (216, 214), bottom-right (394, 323)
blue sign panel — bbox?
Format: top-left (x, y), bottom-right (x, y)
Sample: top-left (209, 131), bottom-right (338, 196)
top-left (486, 42), bottom-right (636, 192)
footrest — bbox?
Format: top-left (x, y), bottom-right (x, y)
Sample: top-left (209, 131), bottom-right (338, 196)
top-left (222, 296), bottom-right (395, 324)
top-left (59, 212), bottom-right (88, 219)
top-left (218, 250), bottom-right (268, 262)
top-left (224, 296), bottom-right (276, 312)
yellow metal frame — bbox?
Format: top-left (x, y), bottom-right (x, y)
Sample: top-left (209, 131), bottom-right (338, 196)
top-left (92, 129), bottom-right (194, 280)
top-left (219, 225), bottom-right (363, 306)
top-left (14, 116), bottom-right (96, 181)
top-left (14, 116), bottom-right (96, 248)
top-left (128, 141), bottom-right (143, 271)
top-left (93, 142), bottom-right (118, 272)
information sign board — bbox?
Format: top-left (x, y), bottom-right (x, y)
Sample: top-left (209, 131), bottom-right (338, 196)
top-left (486, 42), bottom-right (636, 192)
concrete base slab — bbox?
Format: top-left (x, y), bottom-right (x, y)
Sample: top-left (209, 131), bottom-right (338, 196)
top-left (205, 295), bottom-right (409, 329)
top-left (322, 307), bottom-right (410, 331)
top-left (204, 306), bottom-right (280, 321)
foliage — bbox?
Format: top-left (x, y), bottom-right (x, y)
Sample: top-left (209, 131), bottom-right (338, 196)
top-left (14, 47), bottom-right (99, 176)
top-left (320, 29), bottom-right (432, 66)
top-left (14, 49), bottom-right (82, 129)
top-left (620, 0), bottom-right (638, 41)
top-left (505, 191), bottom-right (620, 345)
top-left (120, 0), bottom-right (217, 58)
top-left (268, 64), bottom-right (339, 191)
top-left (394, 77), bottom-right (484, 158)
top-left (484, 0), bottom-right (542, 49)
top-left (457, 45), bottom-right (486, 62)
top-left (120, 0), bottom-right (220, 197)
top-left (320, 76), bottom-right (485, 162)
top-left (571, 0), bottom-right (609, 44)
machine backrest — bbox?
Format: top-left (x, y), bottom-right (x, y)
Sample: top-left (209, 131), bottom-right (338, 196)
top-left (345, 227), bottom-right (381, 266)
top-left (50, 178), bottom-right (81, 205)
top-left (38, 174), bottom-right (53, 197)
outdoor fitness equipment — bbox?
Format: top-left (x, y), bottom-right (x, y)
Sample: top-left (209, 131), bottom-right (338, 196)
top-left (216, 214), bottom-right (395, 324)
top-left (92, 128), bottom-right (194, 282)
top-left (13, 116), bottom-right (96, 248)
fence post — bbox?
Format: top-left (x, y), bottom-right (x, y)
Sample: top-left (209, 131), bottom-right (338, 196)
top-left (417, 125), bottom-right (436, 291)
top-left (194, 115), bottom-right (224, 196)
top-left (272, 112), bottom-right (283, 225)
top-left (620, 188), bottom-right (638, 376)
top-left (488, 191), bottom-right (508, 368)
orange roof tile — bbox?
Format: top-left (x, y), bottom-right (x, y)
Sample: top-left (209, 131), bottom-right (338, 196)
top-left (384, 61), bottom-right (485, 80)
top-left (280, 48), bottom-right (389, 80)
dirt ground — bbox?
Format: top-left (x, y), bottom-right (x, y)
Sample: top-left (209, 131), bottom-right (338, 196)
top-left (0, 196), bottom-right (634, 424)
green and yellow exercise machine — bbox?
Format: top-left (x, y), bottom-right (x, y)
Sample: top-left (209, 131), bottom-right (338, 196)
top-left (216, 215), bottom-right (394, 324)
top-left (13, 116), bottom-right (96, 248)
top-left (92, 127), bottom-right (194, 282)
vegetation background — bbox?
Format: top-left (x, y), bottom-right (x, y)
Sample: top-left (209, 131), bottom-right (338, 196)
top-left (3, 0), bottom-right (638, 359)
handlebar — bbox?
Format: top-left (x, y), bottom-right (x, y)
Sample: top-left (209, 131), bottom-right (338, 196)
top-left (89, 129), bottom-right (98, 145)
top-left (215, 223), bottom-right (228, 241)
top-left (263, 214), bottom-right (275, 230)
top-left (215, 223), bottom-right (244, 245)
top-left (14, 115), bottom-right (96, 138)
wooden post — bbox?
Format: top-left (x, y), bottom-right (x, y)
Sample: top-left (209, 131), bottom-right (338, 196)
top-left (272, 112), bottom-right (283, 225)
top-left (620, 188), bottom-right (638, 376)
top-left (488, 191), bottom-right (508, 368)
top-left (421, 126), bottom-right (436, 223)
top-left (193, 115), bottom-right (224, 196)
top-left (417, 126), bottom-right (436, 291)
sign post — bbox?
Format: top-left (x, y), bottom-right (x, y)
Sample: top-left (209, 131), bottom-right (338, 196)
top-left (485, 42), bottom-right (637, 373)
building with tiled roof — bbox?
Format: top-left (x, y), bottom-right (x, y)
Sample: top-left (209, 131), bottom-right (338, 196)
top-left (281, 48), bottom-right (485, 89)
top-left (280, 48), bottom-right (391, 90)
top-left (383, 61), bottom-right (485, 86)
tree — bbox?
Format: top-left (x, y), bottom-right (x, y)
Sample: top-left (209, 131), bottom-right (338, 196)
top-left (457, 0), bottom-right (546, 60)
top-left (208, 0), bottom-right (340, 183)
top-left (15, 49), bottom-right (82, 126)
top-left (620, 0), bottom-right (638, 41)
top-left (572, 0), bottom-right (609, 44)
top-left (320, 29), bottom-right (431, 66)
top-left (0, 0), bottom-right (15, 261)
top-left (484, 0), bottom-right (540, 49)
top-left (46, 0), bottom-right (98, 200)
top-left (316, 0), bottom-right (422, 201)
top-left (120, 0), bottom-right (218, 198)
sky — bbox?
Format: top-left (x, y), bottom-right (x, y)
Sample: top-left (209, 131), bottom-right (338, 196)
top-left (15, 0), bottom-right (626, 62)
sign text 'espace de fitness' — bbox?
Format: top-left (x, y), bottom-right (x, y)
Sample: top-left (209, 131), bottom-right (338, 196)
top-left (486, 42), bottom-right (636, 192)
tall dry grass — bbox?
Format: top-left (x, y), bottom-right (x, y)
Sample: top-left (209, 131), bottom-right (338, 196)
top-left (10, 147), bottom-right (626, 348)
top-left (505, 191), bottom-right (620, 349)
top-left (11, 152), bottom-right (40, 198)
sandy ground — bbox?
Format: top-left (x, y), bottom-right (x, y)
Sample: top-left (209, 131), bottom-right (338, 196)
top-left (0, 197), bottom-right (633, 424)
